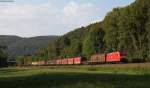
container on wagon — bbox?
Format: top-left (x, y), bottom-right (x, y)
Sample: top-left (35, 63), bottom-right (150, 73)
top-left (31, 62), bottom-right (38, 65)
top-left (48, 60), bottom-right (56, 65)
top-left (38, 60), bottom-right (48, 65)
top-left (61, 59), bottom-right (68, 65)
top-left (68, 58), bottom-right (74, 65)
top-left (56, 59), bottom-right (62, 65)
top-left (73, 57), bottom-right (86, 65)
top-left (90, 54), bottom-right (106, 63)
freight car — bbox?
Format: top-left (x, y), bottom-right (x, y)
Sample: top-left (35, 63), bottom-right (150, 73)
top-left (55, 57), bottom-right (87, 65)
top-left (88, 54), bottom-right (106, 64)
top-left (31, 60), bottom-right (48, 66)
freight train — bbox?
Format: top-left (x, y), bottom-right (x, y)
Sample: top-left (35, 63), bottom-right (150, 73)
top-left (31, 51), bottom-right (128, 66)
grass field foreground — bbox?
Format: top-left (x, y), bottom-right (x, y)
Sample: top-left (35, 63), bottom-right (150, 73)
top-left (0, 63), bottom-right (150, 88)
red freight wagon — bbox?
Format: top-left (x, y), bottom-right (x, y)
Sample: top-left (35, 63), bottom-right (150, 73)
top-left (48, 60), bottom-right (56, 65)
top-left (61, 59), bottom-right (68, 65)
top-left (61, 59), bottom-right (64, 65)
top-left (64, 59), bottom-right (68, 65)
top-left (42, 60), bottom-right (48, 65)
top-left (68, 58), bottom-right (74, 65)
top-left (74, 57), bottom-right (81, 64)
top-left (56, 60), bottom-right (59, 65)
top-left (106, 52), bottom-right (127, 62)
top-left (59, 59), bottom-right (62, 65)
top-left (74, 57), bottom-right (86, 65)
top-left (56, 59), bottom-right (62, 65)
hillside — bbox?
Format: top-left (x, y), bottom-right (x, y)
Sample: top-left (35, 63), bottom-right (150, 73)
top-left (0, 35), bottom-right (58, 60)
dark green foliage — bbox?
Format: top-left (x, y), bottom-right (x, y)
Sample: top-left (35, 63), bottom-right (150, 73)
top-left (0, 45), bottom-right (7, 67)
top-left (47, 43), bottom-right (58, 59)
top-left (103, 0), bottom-right (150, 62)
top-left (16, 56), bottom-right (25, 66)
top-left (146, 2), bottom-right (150, 61)
top-left (103, 8), bottom-right (121, 51)
top-left (83, 23), bottom-right (104, 58)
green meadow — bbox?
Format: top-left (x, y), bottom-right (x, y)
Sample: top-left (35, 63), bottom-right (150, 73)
top-left (0, 64), bottom-right (150, 88)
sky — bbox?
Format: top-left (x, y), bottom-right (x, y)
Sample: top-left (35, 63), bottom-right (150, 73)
top-left (0, 0), bottom-right (135, 37)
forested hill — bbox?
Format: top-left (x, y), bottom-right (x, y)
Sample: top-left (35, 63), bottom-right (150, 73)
top-left (17, 0), bottom-right (150, 64)
top-left (0, 35), bottom-right (58, 60)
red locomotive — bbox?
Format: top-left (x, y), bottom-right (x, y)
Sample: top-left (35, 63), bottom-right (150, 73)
top-left (106, 52), bottom-right (127, 62)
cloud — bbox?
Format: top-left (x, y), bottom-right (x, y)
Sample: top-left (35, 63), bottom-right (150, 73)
top-left (62, 1), bottom-right (101, 29)
top-left (0, 3), bottom-right (59, 37)
top-left (0, 1), bottom-right (101, 37)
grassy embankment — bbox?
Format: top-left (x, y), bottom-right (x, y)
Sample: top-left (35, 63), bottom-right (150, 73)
top-left (0, 63), bottom-right (150, 88)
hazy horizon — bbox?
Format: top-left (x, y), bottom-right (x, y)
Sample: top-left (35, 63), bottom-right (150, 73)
top-left (0, 0), bottom-right (135, 37)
